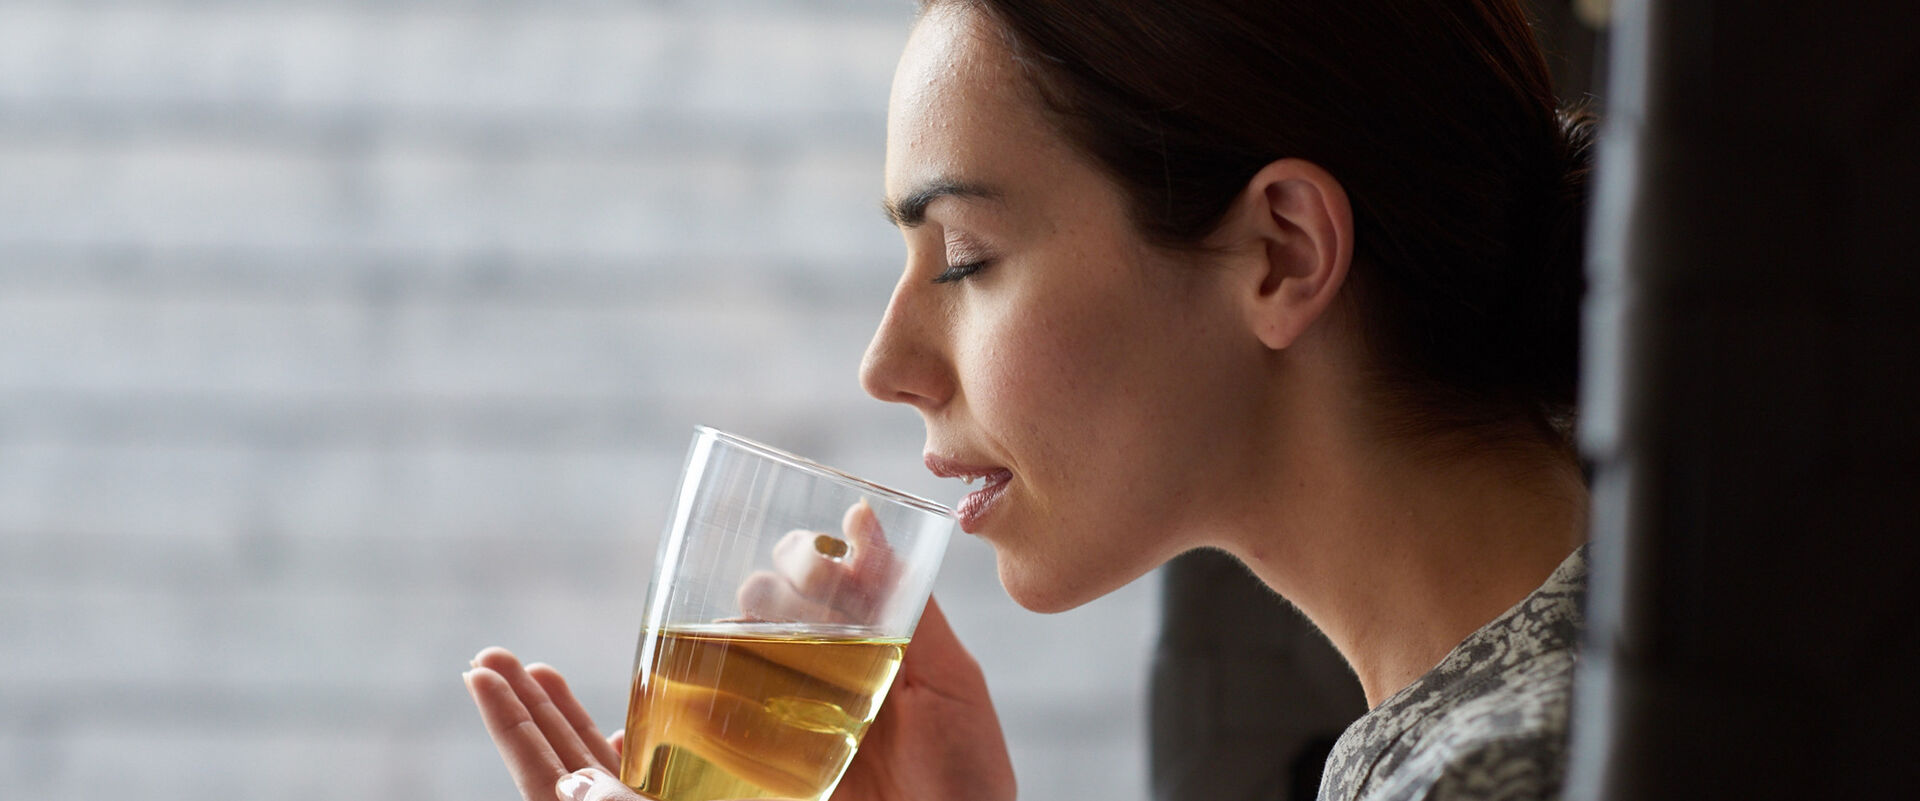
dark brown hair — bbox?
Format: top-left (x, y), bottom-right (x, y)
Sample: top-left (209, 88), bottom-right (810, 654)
top-left (930, 0), bottom-right (1596, 451)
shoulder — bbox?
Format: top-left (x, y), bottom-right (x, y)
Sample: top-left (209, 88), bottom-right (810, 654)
top-left (1369, 653), bottom-right (1577, 801)
top-left (1391, 729), bottom-right (1566, 801)
top-left (1319, 546), bottom-right (1589, 801)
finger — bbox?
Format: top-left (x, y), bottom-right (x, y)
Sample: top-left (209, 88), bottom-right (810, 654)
top-left (555, 766), bottom-right (648, 801)
top-left (737, 569), bottom-right (844, 623)
top-left (527, 662), bottom-right (622, 770)
top-left (843, 498), bottom-right (896, 576)
top-left (772, 528), bottom-right (855, 599)
top-left (607, 729), bottom-right (624, 761)
top-left (838, 500), bottom-right (896, 620)
top-left (472, 647), bottom-right (601, 773)
top-left (465, 667), bottom-right (569, 800)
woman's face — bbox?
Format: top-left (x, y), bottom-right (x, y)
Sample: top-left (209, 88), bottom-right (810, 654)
top-left (862, 6), bottom-right (1272, 612)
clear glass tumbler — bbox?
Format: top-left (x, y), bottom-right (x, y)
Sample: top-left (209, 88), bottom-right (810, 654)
top-left (618, 426), bottom-right (954, 801)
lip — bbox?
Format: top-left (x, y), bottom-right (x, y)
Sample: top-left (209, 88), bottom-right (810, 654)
top-left (924, 453), bottom-right (1015, 534)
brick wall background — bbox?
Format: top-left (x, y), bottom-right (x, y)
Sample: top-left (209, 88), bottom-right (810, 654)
top-left (0, 2), bottom-right (1155, 799)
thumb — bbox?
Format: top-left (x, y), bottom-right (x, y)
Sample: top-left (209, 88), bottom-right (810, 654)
top-left (899, 595), bottom-right (985, 690)
top-left (554, 767), bottom-right (644, 801)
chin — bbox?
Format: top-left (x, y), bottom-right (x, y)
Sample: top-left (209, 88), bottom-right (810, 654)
top-left (991, 546), bottom-right (1118, 614)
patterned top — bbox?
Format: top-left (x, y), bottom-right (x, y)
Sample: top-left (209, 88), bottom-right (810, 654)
top-left (1317, 546), bottom-right (1588, 801)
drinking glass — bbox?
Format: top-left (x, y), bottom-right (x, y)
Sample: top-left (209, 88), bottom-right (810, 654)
top-left (618, 426), bottom-right (954, 801)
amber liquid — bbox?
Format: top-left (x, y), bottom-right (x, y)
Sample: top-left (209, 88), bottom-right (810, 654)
top-left (618, 624), bottom-right (907, 801)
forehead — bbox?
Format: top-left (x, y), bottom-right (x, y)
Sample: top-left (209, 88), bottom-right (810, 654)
top-left (885, 6), bottom-right (1060, 195)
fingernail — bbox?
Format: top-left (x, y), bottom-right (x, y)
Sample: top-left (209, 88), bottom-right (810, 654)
top-left (814, 533), bottom-right (849, 559)
top-left (471, 646), bottom-right (503, 668)
top-left (556, 772), bottom-right (592, 801)
top-left (557, 768), bottom-right (614, 801)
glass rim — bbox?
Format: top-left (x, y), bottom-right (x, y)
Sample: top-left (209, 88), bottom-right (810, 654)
top-left (694, 425), bottom-right (954, 519)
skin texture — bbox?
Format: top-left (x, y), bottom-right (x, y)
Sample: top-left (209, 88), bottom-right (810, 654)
top-left (865, 5), bottom-right (1274, 614)
top-left (468, 6), bottom-right (1585, 800)
top-left (863, 4), bottom-right (1587, 706)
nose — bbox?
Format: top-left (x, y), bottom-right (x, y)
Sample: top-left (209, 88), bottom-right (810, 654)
top-left (859, 273), bottom-right (954, 411)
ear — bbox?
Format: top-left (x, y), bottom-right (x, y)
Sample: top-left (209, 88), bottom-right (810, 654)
top-left (1210, 159), bottom-right (1353, 351)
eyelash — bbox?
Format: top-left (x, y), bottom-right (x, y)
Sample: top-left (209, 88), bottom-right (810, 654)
top-left (932, 259), bottom-right (991, 284)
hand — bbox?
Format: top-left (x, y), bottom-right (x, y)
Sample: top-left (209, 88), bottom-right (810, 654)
top-left (747, 501), bottom-right (1014, 801)
top-left (735, 500), bottom-right (899, 626)
top-left (467, 502), bottom-right (1016, 801)
top-left (827, 596), bottom-right (1017, 801)
top-left (463, 648), bottom-right (645, 801)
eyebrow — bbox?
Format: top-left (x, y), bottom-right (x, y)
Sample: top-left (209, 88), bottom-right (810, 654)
top-left (881, 179), bottom-right (1003, 228)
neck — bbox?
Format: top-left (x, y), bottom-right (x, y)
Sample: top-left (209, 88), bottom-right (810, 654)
top-left (1215, 426), bottom-right (1586, 708)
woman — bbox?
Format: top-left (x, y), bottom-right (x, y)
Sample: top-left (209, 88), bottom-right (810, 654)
top-left (465, 1), bottom-right (1595, 799)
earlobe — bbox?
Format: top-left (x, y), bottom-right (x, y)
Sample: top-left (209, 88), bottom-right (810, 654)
top-left (1226, 159), bottom-right (1354, 352)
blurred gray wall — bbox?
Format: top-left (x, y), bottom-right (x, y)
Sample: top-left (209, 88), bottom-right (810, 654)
top-left (0, 2), bottom-right (1155, 799)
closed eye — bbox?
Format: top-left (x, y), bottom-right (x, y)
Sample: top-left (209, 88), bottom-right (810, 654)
top-left (932, 259), bottom-right (992, 284)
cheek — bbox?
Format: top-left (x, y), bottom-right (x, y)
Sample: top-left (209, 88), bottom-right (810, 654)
top-left (963, 296), bottom-right (1118, 452)
top-left (960, 284), bottom-right (1243, 611)
top-left (965, 290), bottom-right (1185, 534)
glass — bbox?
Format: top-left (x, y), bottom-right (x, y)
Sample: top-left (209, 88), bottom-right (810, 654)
top-left (618, 426), bottom-right (954, 801)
